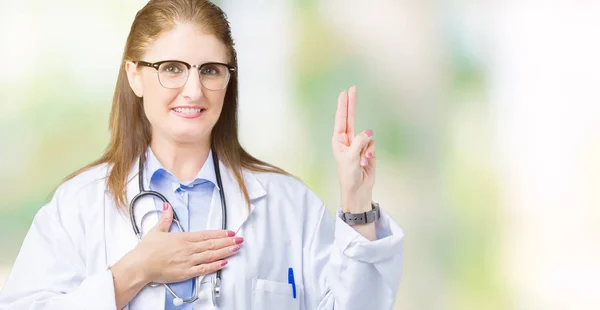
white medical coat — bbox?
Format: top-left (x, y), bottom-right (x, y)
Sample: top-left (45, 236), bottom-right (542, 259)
top-left (0, 159), bottom-right (404, 309)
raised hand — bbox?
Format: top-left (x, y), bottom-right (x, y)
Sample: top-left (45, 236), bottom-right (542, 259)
top-left (331, 85), bottom-right (376, 214)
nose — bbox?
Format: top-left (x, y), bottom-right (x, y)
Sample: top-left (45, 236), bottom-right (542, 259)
top-left (180, 68), bottom-right (203, 101)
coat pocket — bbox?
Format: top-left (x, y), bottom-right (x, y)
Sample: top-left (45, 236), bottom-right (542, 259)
top-left (252, 278), bottom-right (301, 310)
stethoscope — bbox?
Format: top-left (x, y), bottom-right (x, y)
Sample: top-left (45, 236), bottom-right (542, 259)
top-left (129, 149), bottom-right (227, 307)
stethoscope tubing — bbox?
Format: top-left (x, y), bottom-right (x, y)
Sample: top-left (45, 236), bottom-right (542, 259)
top-left (128, 149), bottom-right (227, 306)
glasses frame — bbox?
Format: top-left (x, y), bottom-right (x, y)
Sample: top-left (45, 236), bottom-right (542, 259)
top-left (136, 60), bottom-right (236, 90)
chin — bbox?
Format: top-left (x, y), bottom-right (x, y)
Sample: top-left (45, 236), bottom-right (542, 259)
top-left (168, 128), bottom-right (211, 145)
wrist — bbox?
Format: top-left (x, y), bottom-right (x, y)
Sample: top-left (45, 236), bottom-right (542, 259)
top-left (111, 249), bottom-right (149, 309)
top-left (341, 193), bottom-right (372, 213)
top-left (113, 250), bottom-right (149, 287)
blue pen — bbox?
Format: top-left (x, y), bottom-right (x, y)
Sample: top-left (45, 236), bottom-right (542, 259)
top-left (288, 267), bottom-right (297, 299)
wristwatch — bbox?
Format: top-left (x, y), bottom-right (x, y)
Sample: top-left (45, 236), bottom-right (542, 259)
top-left (340, 202), bottom-right (381, 225)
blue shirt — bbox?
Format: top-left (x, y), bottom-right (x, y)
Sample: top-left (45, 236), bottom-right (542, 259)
top-left (145, 148), bottom-right (218, 310)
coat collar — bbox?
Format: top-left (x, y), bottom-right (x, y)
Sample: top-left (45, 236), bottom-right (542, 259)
top-left (124, 155), bottom-right (267, 228)
top-left (125, 155), bottom-right (267, 201)
top-left (122, 155), bottom-right (268, 246)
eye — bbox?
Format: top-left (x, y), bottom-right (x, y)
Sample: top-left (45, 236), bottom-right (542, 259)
top-left (165, 66), bottom-right (181, 73)
top-left (200, 64), bottom-right (223, 76)
top-left (160, 62), bottom-right (187, 75)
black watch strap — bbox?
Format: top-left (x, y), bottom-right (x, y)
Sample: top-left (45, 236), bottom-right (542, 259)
top-left (340, 202), bottom-right (381, 225)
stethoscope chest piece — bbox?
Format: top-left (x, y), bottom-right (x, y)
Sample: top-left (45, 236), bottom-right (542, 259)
top-left (212, 275), bottom-right (221, 305)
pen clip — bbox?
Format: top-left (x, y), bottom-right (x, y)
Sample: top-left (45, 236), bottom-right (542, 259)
top-left (288, 267), bottom-right (297, 299)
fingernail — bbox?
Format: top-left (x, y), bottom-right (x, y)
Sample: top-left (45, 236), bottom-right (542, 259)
top-left (234, 237), bottom-right (244, 244)
top-left (360, 158), bottom-right (368, 166)
top-left (366, 152), bottom-right (373, 158)
top-left (226, 231), bottom-right (235, 237)
top-left (163, 202), bottom-right (168, 211)
top-left (220, 260), bottom-right (228, 267)
top-left (230, 245), bottom-right (240, 252)
top-left (366, 129), bottom-right (373, 137)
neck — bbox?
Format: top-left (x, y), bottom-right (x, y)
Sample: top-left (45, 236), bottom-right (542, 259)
top-left (149, 136), bottom-right (211, 182)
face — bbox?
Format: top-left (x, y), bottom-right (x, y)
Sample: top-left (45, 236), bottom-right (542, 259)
top-left (126, 23), bottom-right (230, 146)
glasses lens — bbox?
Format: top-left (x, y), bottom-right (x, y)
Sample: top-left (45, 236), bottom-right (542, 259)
top-left (200, 63), bottom-right (231, 90)
top-left (158, 61), bottom-right (188, 88)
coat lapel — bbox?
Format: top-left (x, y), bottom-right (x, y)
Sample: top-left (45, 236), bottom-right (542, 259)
top-left (104, 157), bottom-right (165, 310)
top-left (216, 160), bottom-right (267, 233)
top-left (195, 161), bottom-right (267, 289)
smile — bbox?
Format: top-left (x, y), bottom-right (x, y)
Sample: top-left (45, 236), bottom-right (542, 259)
top-left (172, 107), bottom-right (205, 114)
top-left (171, 107), bottom-right (206, 119)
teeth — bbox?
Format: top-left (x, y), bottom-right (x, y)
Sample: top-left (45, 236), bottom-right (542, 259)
top-left (173, 108), bottom-right (203, 114)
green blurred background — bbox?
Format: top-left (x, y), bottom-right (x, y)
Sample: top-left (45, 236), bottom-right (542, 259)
top-left (2, 1), bottom-right (600, 309)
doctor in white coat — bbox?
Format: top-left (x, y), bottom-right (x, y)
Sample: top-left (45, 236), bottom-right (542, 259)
top-left (0, 0), bottom-right (404, 309)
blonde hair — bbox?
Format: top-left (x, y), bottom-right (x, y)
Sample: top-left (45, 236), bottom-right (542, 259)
top-left (64, 0), bottom-right (288, 208)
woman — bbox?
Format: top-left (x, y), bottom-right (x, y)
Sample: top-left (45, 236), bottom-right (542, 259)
top-left (0, 0), bottom-right (403, 309)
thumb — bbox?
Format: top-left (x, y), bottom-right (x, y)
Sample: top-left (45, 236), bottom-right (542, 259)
top-left (349, 129), bottom-right (373, 156)
top-left (154, 202), bottom-right (173, 232)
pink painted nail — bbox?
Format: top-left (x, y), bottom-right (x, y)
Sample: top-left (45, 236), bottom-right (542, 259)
top-left (230, 245), bottom-right (241, 252)
top-left (163, 202), bottom-right (168, 211)
top-left (226, 231), bottom-right (235, 237)
top-left (366, 152), bottom-right (373, 158)
top-left (365, 129), bottom-right (373, 137)
top-left (234, 237), bottom-right (244, 244)
top-left (360, 158), bottom-right (368, 167)
top-left (220, 261), bottom-right (228, 267)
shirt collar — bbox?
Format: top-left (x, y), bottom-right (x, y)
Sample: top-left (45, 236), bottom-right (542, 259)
top-left (144, 147), bottom-right (219, 189)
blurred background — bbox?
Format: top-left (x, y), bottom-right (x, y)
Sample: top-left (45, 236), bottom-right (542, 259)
top-left (1, 0), bottom-right (600, 309)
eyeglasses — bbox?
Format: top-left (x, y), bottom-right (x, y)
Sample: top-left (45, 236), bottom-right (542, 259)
top-left (136, 60), bottom-right (235, 90)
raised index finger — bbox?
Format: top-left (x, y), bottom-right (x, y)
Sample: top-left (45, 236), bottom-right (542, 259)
top-left (347, 85), bottom-right (357, 138)
top-left (333, 90), bottom-right (348, 136)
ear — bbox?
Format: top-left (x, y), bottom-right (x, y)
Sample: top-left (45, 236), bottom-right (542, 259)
top-left (125, 61), bottom-right (144, 98)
